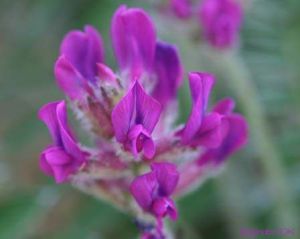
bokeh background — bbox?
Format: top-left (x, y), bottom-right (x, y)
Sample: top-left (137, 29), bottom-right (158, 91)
top-left (0, 0), bottom-right (299, 238)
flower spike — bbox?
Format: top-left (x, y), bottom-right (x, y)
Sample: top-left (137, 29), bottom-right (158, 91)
top-left (39, 5), bottom-right (248, 239)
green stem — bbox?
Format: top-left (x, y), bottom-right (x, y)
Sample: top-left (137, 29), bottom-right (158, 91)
top-left (215, 167), bottom-right (254, 239)
top-left (208, 49), bottom-right (298, 232)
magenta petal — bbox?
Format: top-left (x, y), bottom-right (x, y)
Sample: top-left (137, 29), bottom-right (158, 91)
top-left (213, 97), bottom-right (235, 115)
top-left (112, 81), bottom-right (161, 143)
top-left (182, 72), bottom-right (215, 143)
top-left (128, 124), bottom-right (144, 155)
top-left (38, 101), bottom-right (86, 184)
top-left (199, 113), bottom-right (248, 164)
top-left (38, 101), bottom-right (85, 178)
top-left (96, 63), bottom-right (116, 82)
top-left (111, 5), bottom-right (156, 78)
top-left (193, 112), bottom-right (224, 148)
top-left (152, 41), bottom-right (183, 108)
top-left (55, 55), bottom-right (87, 100)
top-left (151, 162), bottom-right (179, 196)
top-left (131, 162), bottom-right (179, 219)
top-left (170, 0), bottom-right (192, 19)
top-left (111, 84), bottom-right (135, 143)
top-left (143, 138), bottom-right (156, 159)
top-left (60, 25), bottom-right (104, 82)
top-left (167, 199), bottom-right (178, 220)
top-left (151, 197), bottom-right (177, 220)
top-left (52, 165), bottom-right (69, 184)
top-left (38, 101), bottom-right (62, 145)
top-left (135, 81), bottom-right (162, 133)
top-left (112, 81), bottom-right (161, 159)
top-left (215, 114), bottom-right (248, 161)
top-left (128, 124), bottom-right (156, 159)
top-left (199, 0), bottom-right (221, 30)
top-left (56, 101), bottom-right (85, 164)
top-left (44, 146), bottom-right (72, 165)
top-left (130, 172), bottom-right (157, 211)
top-left (39, 151), bottom-right (53, 176)
top-left (188, 72), bottom-right (215, 107)
top-left (128, 124), bottom-right (146, 140)
top-left (213, 16), bottom-right (236, 47)
top-left (199, 0), bottom-right (243, 48)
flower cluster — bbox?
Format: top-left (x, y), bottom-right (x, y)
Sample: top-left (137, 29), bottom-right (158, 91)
top-left (169, 0), bottom-right (243, 48)
top-left (38, 5), bottom-right (247, 238)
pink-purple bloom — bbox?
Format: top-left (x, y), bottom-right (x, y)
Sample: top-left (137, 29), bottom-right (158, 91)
top-left (55, 25), bottom-right (105, 100)
top-left (198, 98), bottom-right (248, 166)
top-left (181, 72), bottom-right (222, 148)
top-left (130, 162), bottom-right (179, 220)
top-left (131, 162), bottom-right (179, 238)
top-left (166, 0), bottom-right (243, 48)
top-left (38, 101), bottom-right (86, 183)
top-left (181, 73), bottom-right (248, 164)
top-left (170, 0), bottom-right (192, 19)
top-left (38, 5), bottom-right (248, 239)
top-left (112, 81), bottom-right (161, 159)
top-left (199, 0), bottom-right (243, 48)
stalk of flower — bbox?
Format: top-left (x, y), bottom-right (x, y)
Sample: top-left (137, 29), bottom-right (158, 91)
top-left (158, 0), bottom-right (298, 231)
top-left (38, 5), bottom-right (248, 238)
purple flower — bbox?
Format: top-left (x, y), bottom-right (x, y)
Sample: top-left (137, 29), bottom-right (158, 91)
top-left (198, 98), bottom-right (248, 165)
top-left (170, 0), bottom-right (192, 19)
top-left (199, 0), bottom-right (243, 48)
top-left (176, 98), bottom-right (248, 195)
top-left (38, 101), bottom-right (86, 183)
top-left (181, 72), bottom-right (225, 148)
top-left (130, 162), bottom-right (179, 220)
top-left (112, 81), bottom-right (162, 159)
top-left (55, 25), bottom-right (105, 100)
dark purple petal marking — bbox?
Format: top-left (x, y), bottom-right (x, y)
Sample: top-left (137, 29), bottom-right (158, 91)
top-left (152, 41), bottom-right (183, 108)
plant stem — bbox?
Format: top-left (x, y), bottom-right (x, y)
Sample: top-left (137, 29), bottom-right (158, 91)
top-left (214, 165), bottom-right (253, 239)
top-left (207, 49), bottom-right (298, 232)
top-left (155, 12), bottom-right (297, 236)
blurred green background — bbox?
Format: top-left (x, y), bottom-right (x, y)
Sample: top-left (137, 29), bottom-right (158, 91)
top-left (0, 0), bottom-right (299, 238)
